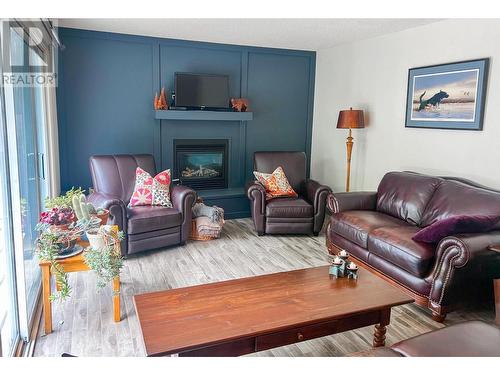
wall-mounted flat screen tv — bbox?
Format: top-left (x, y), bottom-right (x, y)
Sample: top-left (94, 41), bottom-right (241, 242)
top-left (174, 73), bottom-right (230, 110)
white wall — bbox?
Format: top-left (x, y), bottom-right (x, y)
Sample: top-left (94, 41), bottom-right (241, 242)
top-left (311, 19), bottom-right (500, 192)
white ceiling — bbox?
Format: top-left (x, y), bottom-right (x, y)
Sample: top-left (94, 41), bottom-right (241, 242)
top-left (57, 18), bottom-right (442, 51)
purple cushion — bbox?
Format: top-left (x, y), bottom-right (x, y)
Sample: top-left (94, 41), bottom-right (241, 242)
top-left (413, 215), bottom-right (500, 244)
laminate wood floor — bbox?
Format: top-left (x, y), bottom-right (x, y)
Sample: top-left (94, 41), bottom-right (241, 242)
top-left (33, 218), bottom-right (495, 357)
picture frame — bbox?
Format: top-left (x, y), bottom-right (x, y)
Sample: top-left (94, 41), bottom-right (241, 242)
top-left (405, 58), bottom-right (489, 130)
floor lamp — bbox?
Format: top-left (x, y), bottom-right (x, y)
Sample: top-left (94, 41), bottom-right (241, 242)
top-left (336, 108), bottom-right (365, 192)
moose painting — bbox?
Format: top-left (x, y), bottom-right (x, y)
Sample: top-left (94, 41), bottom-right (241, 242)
top-left (405, 59), bottom-right (489, 130)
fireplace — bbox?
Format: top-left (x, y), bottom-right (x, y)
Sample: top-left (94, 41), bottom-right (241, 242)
top-left (173, 139), bottom-right (229, 190)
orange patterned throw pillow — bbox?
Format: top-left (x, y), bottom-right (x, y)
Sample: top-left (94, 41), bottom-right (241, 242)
top-left (253, 166), bottom-right (298, 200)
top-left (128, 167), bottom-right (173, 208)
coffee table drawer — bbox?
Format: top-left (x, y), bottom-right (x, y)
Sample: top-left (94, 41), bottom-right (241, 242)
top-left (255, 320), bottom-right (338, 351)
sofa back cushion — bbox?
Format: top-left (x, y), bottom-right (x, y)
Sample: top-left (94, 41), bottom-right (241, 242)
top-left (421, 179), bottom-right (500, 227)
top-left (89, 154), bottom-right (156, 204)
top-left (376, 172), bottom-right (442, 225)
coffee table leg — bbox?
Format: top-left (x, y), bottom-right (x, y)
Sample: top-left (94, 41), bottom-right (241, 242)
top-left (373, 308), bottom-right (391, 347)
top-left (373, 324), bottom-right (387, 347)
top-left (41, 264), bottom-right (52, 334)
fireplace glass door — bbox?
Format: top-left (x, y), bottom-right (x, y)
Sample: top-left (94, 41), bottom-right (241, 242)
top-left (174, 140), bottom-right (228, 190)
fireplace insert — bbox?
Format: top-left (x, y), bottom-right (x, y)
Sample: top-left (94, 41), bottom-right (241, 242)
top-left (173, 139), bottom-right (229, 190)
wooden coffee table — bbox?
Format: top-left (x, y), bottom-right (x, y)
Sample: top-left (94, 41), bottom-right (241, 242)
top-left (134, 266), bottom-right (413, 356)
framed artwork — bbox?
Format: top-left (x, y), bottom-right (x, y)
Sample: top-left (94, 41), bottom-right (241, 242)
top-left (405, 58), bottom-right (489, 130)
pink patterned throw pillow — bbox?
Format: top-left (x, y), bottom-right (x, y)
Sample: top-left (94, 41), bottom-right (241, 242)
top-left (128, 167), bottom-right (173, 208)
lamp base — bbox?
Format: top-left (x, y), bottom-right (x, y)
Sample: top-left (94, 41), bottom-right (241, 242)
top-left (345, 128), bottom-right (354, 192)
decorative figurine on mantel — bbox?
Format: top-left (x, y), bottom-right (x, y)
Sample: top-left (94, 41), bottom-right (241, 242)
top-left (154, 87), bottom-right (168, 110)
top-left (230, 98), bottom-right (249, 112)
top-left (329, 250), bottom-right (358, 279)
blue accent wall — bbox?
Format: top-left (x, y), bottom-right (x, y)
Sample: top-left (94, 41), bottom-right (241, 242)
top-left (57, 28), bottom-right (316, 218)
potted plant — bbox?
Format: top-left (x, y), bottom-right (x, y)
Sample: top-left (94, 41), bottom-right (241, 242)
top-left (83, 226), bottom-right (124, 288)
top-left (72, 193), bottom-right (110, 247)
top-left (38, 207), bottom-right (76, 232)
top-left (45, 187), bottom-right (110, 225)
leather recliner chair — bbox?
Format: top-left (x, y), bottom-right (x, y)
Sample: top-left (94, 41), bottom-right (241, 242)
top-left (87, 154), bottom-right (196, 256)
top-left (247, 151), bottom-right (331, 236)
top-left (352, 321), bottom-right (500, 357)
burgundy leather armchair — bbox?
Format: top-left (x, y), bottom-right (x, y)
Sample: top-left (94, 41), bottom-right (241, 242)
top-left (353, 321), bottom-right (500, 357)
top-left (247, 151), bottom-right (331, 236)
top-left (326, 171), bottom-right (500, 322)
top-left (87, 154), bottom-right (196, 256)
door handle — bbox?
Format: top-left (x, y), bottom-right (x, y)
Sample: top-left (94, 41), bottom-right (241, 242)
top-left (38, 152), bottom-right (45, 180)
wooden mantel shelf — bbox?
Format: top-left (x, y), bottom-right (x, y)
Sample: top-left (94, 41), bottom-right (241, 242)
top-left (154, 110), bottom-right (253, 121)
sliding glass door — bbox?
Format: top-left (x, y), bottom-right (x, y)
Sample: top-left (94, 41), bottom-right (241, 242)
top-left (0, 20), bottom-right (54, 354)
top-left (0, 70), bottom-right (19, 357)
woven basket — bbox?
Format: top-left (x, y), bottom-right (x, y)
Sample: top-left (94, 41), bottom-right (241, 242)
top-left (189, 219), bottom-right (216, 241)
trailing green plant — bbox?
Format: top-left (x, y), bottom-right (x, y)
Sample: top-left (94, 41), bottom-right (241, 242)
top-left (44, 187), bottom-right (85, 210)
top-left (84, 228), bottom-right (125, 288)
top-left (35, 231), bottom-right (75, 301)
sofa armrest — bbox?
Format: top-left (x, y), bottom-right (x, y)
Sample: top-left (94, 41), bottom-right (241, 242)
top-left (246, 181), bottom-right (266, 210)
top-left (327, 191), bottom-right (377, 214)
top-left (87, 191), bottom-right (127, 233)
top-left (246, 181), bottom-right (266, 234)
top-left (170, 185), bottom-right (197, 243)
top-left (304, 179), bottom-right (331, 234)
top-left (429, 231), bottom-right (500, 306)
top-left (304, 179), bottom-right (332, 213)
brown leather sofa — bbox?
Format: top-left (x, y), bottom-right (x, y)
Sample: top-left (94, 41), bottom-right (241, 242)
top-left (354, 321), bottom-right (500, 357)
top-left (247, 151), bottom-right (331, 236)
top-left (87, 154), bottom-right (196, 256)
top-left (326, 171), bottom-right (500, 322)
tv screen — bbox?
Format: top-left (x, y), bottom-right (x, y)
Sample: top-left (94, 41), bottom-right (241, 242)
top-left (175, 73), bottom-right (230, 109)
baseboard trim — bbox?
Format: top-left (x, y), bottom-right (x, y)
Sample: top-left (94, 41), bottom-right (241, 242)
top-left (224, 211), bottom-right (250, 219)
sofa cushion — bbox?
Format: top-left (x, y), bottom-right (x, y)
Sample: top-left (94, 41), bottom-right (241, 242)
top-left (127, 206), bottom-right (182, 234)
top-left (265, 197), bottom-right (313, 218)
top-left (330, 210), bottom-right (409, 248)
top-left (376, 172), bottom-right (442, 225)
top-left (421, 179), bottom-right (500, 227)
top-left (368, 226), bottom-right (435, 277)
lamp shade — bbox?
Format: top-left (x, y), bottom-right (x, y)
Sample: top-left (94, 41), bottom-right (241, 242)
top-left (337, 108), bottom-right (365, 129)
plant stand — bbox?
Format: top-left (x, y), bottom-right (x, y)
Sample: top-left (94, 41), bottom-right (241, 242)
top-left (39, 228), bottom-right (121, 334)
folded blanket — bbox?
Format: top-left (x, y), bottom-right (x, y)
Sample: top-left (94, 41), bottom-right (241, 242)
top-left (192, 203), bottom-right (224, 224)
top-left (198, 228), bottom-right (222, 238)
top-left (195, 216), bottom-right (224, 238)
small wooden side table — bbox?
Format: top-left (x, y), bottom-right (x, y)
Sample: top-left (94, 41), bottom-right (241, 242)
top-left (39, 237), bottom-right (121, 334)
top-left (489, 245), bottom-right (500, 325)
